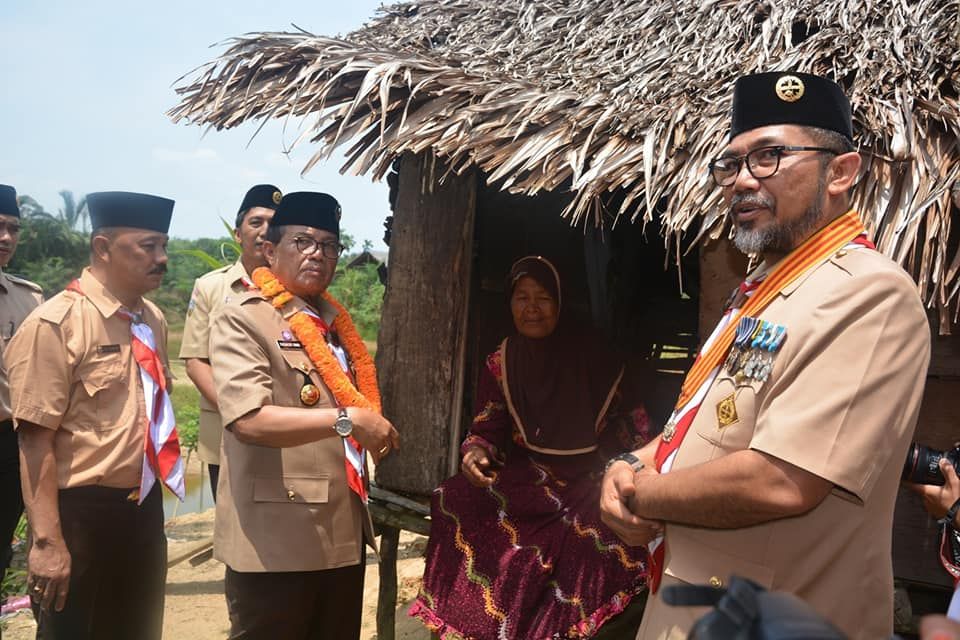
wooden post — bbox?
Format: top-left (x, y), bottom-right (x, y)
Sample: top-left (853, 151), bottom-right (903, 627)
top-left (375, 152), bottom-right (477, 495)
top-left (376, 526), bottom-right (401, 640)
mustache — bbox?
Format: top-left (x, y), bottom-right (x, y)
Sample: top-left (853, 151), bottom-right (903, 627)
top-left (148, 265), bottom-right (168, 275)
top-left (729, 193), bottom-right (774, 217)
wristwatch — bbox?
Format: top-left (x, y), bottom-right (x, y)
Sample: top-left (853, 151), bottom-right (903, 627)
top-left (604, 452), bottom-right (644, 474)
top-left (334, 408), bottom-right (353, 438)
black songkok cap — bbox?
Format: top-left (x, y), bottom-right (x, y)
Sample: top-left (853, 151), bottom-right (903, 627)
top-left (0, 185), bottom-right (19, 218)
top-left (236, 184), bottom-right (281, 227)
top-left (270, 192), bottom-right (341, 235)
top-left (730, 72), bottom-right (853, 141)
top-left (87, 191), bottom-right (174, 233)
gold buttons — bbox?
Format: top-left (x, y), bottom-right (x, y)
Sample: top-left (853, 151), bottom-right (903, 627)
top-left (708, 576), bottom-right (723, 589)
top-left (287, 489), bottom-right (296, 501)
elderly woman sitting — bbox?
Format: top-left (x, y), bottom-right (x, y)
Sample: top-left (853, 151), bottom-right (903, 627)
top-left (410, 256), bottom-right (656, 639)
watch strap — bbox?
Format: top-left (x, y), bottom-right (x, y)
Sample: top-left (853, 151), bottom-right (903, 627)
top-left (605, 452), bottom-right (644, 474)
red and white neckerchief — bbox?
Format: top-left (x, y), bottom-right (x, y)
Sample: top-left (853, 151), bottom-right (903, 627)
top-left (118, 308), bottom-right (185, 503)
top-left (302, 307), bottom-right (368, 503)
top-left (66, 280), bottom-right (185, 503)
top-left (646, 230), bottom-right (875, 593)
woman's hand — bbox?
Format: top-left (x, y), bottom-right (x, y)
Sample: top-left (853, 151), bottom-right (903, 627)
top-left (461, 445), bottom-right (498, 488)
top-left (908, 458), bottom-right (960, 526)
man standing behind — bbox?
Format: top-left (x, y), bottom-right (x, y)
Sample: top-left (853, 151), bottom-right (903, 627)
top-left (209, 191), bottom-right (399, 639)
top-left (7, 192), bottom-right (183, 640)
top-left (0, 184), bottom-right (42, 594)
top-left (600, 73), bottom-right (930, 640)
top-left (180, 184), bottom-right (280, 499)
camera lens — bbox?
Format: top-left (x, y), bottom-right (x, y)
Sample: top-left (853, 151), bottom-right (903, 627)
top-left (902, 443), bottom-right (953, 486)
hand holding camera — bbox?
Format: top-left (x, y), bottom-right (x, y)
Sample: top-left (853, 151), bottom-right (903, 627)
top-left (903, 442), bottom-right (960, 528)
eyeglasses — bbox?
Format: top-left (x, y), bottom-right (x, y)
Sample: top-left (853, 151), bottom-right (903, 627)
top-left (292, 236), bottom-right (345, 258)
top-left (709, 145), bottom-right (839, 187)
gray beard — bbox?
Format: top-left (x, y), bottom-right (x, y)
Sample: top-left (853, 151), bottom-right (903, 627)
top-left (732, 178), bottom-right (825, 256)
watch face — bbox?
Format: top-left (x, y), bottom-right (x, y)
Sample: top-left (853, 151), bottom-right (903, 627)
top-left (334, 416), bottom-right (352, 437)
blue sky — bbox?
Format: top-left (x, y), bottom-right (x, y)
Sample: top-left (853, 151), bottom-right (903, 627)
top-left (1, 0), bottom-right (390, 248)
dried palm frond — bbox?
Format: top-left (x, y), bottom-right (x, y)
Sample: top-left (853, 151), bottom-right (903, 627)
top-left (169, 0), bottom-right (960, 330)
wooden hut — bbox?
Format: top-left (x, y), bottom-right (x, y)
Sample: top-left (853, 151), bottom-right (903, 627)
top-left (170, 0), bottom-right (960, 620)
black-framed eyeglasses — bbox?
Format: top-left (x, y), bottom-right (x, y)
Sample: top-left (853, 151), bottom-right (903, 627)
top-left (709, 145), bottom-right (840, 187)
top-left (292, 236), bottom-right (345, 258)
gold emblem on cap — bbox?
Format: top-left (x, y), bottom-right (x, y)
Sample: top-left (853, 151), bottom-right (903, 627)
top-left (716, 393), bottom-right (739, 429)
top-left (775, 75), bottom-right (805, 103)
top-left (300, 383), bottom-right (321, 406)
top-left (272, 191), bottom-right (282, 205)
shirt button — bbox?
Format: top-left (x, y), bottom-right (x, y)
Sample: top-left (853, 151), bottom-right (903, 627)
top-left (709, 576), bottom-right (723, 589)
top-left (287, 489), bottom-right (296, 501)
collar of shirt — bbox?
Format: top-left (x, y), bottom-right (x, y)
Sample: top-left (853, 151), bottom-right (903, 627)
top-left (0, 269), bottom-right (10, 294)
top-left (227, 260), bottom-right (253, 290)
top-left (77, 267), bottom-right (143, 320)
top-left (281, 292), bottom-right (339, 327)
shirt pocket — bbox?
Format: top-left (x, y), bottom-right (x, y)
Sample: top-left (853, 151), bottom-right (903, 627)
top-left (77, 352), bottom-right (130, 430)
top-left (694, 374), bottom-right (760, 452)
top-left (253, 474), bottom-right (330, 504)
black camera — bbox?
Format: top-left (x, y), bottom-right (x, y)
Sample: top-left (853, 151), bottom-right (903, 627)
top-left (902, 443), bottom-right (960, 486)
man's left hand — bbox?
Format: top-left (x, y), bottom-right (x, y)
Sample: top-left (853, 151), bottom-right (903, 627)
top-left (907, 458), bottom-right (960, 526)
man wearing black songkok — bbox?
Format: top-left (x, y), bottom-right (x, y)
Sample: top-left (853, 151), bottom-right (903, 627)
top-left (180, 184), bottom-right (281, 500)
top-left (601, 72), bottom-right (930, 640)
top-left (8, 191), bottom-right (181, 640)
top-left (209, 191), bottom-right (399, 639)
top-left (0, 184), bottom-right (43, 597)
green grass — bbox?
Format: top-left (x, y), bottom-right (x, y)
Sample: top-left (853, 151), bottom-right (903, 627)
top-left (167, 320), bottom-right (201, 453)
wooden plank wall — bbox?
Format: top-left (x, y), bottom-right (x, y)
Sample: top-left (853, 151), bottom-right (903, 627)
top-left (374, 153), bottom-right (477, 495)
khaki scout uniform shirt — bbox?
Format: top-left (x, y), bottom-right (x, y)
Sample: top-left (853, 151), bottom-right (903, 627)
top-left (209, 291), bottom-right (375, 572)
top-left (0, 270), bottom-right (43, 422)
top-left (179, 260), bottom-right (252, 464)
top-left (638, 249), bottom-right (930, 640)
top-left (6, 268), bottom-right (170, 489)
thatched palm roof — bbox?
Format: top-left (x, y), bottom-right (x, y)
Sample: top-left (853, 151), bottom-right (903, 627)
top-left (170, 0), bottom-right (960, 328)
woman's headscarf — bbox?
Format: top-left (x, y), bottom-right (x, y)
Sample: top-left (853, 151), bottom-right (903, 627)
top-left (502, 256), bottom-right (624, 454)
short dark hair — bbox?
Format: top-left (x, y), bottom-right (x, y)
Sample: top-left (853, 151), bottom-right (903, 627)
top-left (804, 126), bottom-right (855, 155)
top-left (264, 223), bottom-right (288, 245)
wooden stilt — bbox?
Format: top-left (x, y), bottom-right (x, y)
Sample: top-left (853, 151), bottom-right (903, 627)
top-left (376, 525), bottom-right (401, 640)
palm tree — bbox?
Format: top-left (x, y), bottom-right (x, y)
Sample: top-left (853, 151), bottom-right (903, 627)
top-left (57, 190), bottom-right (88, 232)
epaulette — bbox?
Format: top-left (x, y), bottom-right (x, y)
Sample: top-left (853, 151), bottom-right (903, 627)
top-left (5, 273), bottom-right (42, 294)
top-left (235, 290), bottom-right (266, 305)
top-left (36, 291), bottom-right (79, 325)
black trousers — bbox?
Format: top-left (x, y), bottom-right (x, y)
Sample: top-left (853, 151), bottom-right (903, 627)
top-left (0, 420), bottom-right (22, 579)
top-left (225, 562), bottom-right (365, 640)
top-left (33, 485), bottom-right (167, 640)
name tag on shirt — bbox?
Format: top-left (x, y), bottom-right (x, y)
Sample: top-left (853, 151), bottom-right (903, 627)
top-left (277, 340), bottom-right (304, 350)
top-left (97, 344), bottom-right (122, 354)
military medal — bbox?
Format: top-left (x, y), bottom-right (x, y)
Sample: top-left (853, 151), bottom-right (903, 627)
top-left (300, 382), bottom-right (321, 406)
top-left (662, 418), bottom-right (677, 442)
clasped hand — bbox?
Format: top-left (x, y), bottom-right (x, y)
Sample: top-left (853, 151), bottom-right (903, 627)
top-left (600, 463), bottom-right (664, 546)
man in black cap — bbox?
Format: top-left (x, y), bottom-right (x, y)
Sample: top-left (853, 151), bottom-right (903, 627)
top-left (208, 191), bottom-right (399, 639)
top-left (600, 72), bottom-right (929, 639)
top-left (0, 184), bottom-right (43, 596)
top-left (180, 184), bottom-right (280, 500)
top-left (7, 191), bottom-right (183, 640)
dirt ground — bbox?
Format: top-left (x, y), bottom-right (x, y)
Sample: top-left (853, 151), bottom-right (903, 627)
top-left (2, 508), bottom-right (432, 640)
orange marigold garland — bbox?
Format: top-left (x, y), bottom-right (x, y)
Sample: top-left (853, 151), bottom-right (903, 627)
top-left (251, 266), bottom-right (381, 413)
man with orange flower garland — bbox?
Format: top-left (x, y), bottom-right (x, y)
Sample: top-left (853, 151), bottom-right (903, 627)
top-left (208, 191), bottom-right (399, 640)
